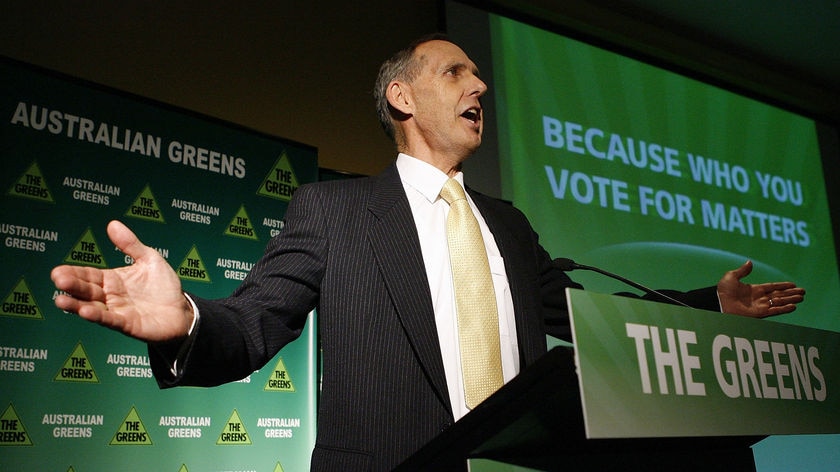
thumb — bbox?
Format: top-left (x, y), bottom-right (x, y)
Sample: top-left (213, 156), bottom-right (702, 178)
top-left (106, 220), bottom-right (156, 263)
top-left (729, 260), bottom-right (753, 280)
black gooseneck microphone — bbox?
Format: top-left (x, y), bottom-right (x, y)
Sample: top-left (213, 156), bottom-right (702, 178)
top-left (552, 257), bottom-right (691, 308)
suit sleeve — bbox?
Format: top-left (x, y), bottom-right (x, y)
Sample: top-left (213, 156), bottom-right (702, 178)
top-left (150, 184), bottom-right (327, 387)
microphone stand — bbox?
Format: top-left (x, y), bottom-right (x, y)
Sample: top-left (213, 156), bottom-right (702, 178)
top-left (553, 258), bottom-right (691, 308)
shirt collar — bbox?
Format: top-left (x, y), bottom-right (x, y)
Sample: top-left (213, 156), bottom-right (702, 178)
top-left (396, 153), bottom-right (465, 204)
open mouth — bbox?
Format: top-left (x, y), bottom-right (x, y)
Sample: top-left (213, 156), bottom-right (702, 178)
top-left (461, 107), bottom-right (481, 124)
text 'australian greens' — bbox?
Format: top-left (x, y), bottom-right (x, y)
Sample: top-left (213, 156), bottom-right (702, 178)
top-left (10, 102), bottom-right (247, 178)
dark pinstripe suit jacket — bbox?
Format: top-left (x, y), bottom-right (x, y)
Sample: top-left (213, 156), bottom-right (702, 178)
top-left (150, 163), bottom-right (718, 471)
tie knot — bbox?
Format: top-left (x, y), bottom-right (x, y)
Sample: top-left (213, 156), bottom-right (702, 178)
top-left (440, 178), bottom-right (467, 205)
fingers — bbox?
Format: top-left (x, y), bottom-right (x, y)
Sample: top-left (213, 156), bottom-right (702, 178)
top-left (53, 292), bottom-right (82, 313)
top-left (767, 300), bottom-right (798, 316)
top-left (758, 281), bottom-right (800, 292)
top-left (774, 294), bottom-right (804, 306)
top-left (53, 294), bottom-right (108, 322)
top-left (767, 292), bottom-right (805, 309)
top-left (761, 283), bottom-right (806, 301)
top-left (52, 265), bottom-right (126, 330)
top-left (51, 265), bottom-right (109, 321)
top-left (50, 264), bottom-right (106, 302)
top-left (763, 288), bottom-right (805, 318)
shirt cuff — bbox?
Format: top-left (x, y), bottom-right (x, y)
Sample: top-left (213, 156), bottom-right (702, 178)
top-left (169, 293), bottom-right (200, 377)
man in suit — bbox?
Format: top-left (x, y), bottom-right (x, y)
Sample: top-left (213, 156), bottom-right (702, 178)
top-left (51, 35), bottom-right (805, 471)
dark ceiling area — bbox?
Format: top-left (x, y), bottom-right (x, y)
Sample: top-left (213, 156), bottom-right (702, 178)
top-left (488, 0), bottom-right (839, 123)
top-left (615, 0), bottom-right (839, 90)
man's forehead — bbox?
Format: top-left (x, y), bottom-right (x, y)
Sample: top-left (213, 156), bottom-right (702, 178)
top-left (415, 40), bottom-right (479, 72)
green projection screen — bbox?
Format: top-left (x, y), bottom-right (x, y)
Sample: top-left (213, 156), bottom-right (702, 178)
top-left (448, 2), bottom-right (839, 333)
top-left (446, 1), bottom-right (839, 470)
top-left (492, 15), bottom-right (839, 332)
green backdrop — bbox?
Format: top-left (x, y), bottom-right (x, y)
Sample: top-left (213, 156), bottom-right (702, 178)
top-left (1, 59), bottom-right (319, 471)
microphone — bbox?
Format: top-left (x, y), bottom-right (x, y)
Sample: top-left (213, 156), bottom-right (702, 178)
top-left (553, 258), bottom-right (691, 307)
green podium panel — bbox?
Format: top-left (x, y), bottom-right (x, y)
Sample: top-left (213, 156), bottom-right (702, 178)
top-left (568, 289), bottom-right (839, 438)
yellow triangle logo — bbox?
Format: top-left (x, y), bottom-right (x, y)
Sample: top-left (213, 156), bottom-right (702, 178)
top-left (257, 152), bottom-right (299, 202)
top-left (216, 409), bottom-right (252, 445)
top-left (176, 245), bottom-right (211, 283)
top-left (63, 228), bottom-right (108, 268)
top-left (1, 277), bottom-right (44, 320)
top-left (264, 357), bottom-right (296, 392)
top-left (109, 406), bottom-right (152, 445)
top-left (177, 465), bottom-right (189, 472)
top-left (0, 404), bottom-right (34, 446)
top-left (272, 463), bottom-right (285, 472)
top-left (224, 205), bottom-right (258, 241)
top-left (125, 184), bottom-right (165, 223)
top-left (54, 342), bottom-right (100, 383)
top-left (67, 467), bottom-right (76, 472)
top-left (7, 161), bottom-right (54, 203)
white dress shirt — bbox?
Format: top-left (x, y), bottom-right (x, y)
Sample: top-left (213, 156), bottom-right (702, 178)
top-left (396, 153), bottom-right (519, 421)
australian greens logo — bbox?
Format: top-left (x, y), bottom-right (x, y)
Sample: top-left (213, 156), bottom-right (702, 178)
top-left (224, 205), bottom-right (258, 241)
top-left (264, 357), bottom-right (295, 392)
top-left (8, 161), bottom-right (54, 203)
top-left (1, 277), bottom-right (44, 320)
top-left (125, 184), bottom-right (165, 223)
top-left (0, 404), bottom-right (33, 446)
top-left (257, 153), bottom-right (299, 202)
top-left (54, 342), bottom-right (99, 383)
top-left (63, 228), bottom-right (108, 268)
top-left (177, 246), bottom-right (211, 283)
top-left (109, 406), bottom-right (152, 445)
top-left (217, 409), bottom-right (251, 445)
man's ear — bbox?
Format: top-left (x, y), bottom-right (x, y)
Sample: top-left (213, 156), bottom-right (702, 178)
top-left (386, 80), bottom-right (413, 116)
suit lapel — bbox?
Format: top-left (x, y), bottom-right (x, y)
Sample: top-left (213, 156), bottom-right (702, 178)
top-left (367, 165), bottom-right (451, 411)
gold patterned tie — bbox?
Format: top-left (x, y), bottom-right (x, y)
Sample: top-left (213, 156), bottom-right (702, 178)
top-left (439, 178), bottom-right (503, 409)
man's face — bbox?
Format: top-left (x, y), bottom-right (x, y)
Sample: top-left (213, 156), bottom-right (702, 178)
top-left (408, 40), bottom-right (487, 160)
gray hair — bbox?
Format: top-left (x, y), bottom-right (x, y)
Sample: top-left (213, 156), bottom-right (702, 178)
top-left (374, 33), bottom-right (451, 143)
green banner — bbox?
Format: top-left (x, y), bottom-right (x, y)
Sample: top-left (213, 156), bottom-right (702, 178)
top-left (1, 59), bottom-right (318, 471)
top-left (568, 289), bottom-right (840, 438)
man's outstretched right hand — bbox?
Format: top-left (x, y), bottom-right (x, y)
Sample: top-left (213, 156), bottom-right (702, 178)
top-left (51, 220), bottom-right (195, 342)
